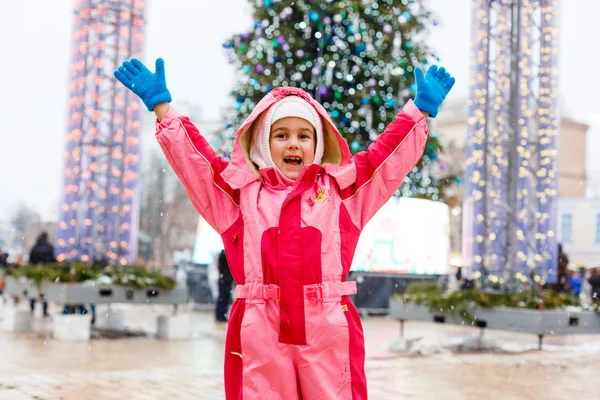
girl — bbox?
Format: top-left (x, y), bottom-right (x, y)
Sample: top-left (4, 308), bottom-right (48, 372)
top-left (115, 58), bottom-right (454, 399)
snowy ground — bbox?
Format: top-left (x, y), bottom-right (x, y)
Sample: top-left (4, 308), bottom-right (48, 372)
top-left (0, 301), bottom-right (597, 399)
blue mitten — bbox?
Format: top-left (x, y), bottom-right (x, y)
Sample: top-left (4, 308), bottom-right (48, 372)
top-left (114, 58), bottom-right (172, 111)
top-left (413, 65), bottom-right (455, 118)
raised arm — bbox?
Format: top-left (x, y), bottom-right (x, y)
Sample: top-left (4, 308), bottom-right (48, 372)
top-left (114, 58), bottom-right (240, 233)
top-left (341, 65), bottom-right (455, 230)
top-left (154, 102), bottom-right (170, 122)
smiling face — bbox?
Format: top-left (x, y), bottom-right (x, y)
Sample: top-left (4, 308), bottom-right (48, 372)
top-left (269, 117), bottom-right (316, 180)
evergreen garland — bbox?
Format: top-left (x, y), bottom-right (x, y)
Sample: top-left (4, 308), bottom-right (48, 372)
top-left (9, 263), bottom-right (177, 290)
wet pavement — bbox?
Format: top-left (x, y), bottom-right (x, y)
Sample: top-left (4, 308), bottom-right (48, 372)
top-left (0, 302), bottom-right (598, 399)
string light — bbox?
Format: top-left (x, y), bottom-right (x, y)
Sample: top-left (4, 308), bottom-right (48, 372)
top-left (223, 0), bottom-right (448, 201)
top-left (463, 0), bottom-right (490, 275)
top-left (56, 0), bottom-right (144, 264)
top-left (536, 0), bottom-right (559, 283)
top-left (463, 0), bottom-right (559, 284)
top-left (512, 0), bottom-right (535, 277)
top-left (486, 0), bottom-right (511, 276)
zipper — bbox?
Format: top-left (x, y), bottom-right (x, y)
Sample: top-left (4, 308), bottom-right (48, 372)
top-left (283, 165), bottom-right (313, 195)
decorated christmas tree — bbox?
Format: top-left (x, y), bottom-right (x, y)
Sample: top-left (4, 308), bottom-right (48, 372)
top-left (223, 0), bottom-right (452, 200)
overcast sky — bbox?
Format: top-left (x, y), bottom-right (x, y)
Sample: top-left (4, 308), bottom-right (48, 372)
top-left (1, 0), bottom-right (598, 221)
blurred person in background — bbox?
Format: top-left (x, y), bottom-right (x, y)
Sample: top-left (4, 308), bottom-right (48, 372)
top-left (0, 250), bottom-right (8, 302)
top-left (569, 267), bottom-right (583, 297)
top-left (28, 232), bottom-right (56, 317)
top-left (0, 251), bottom-right (8, 268)
top-left (551, 243), bottom-right (571, 292)
top-left (216, 249), bottom-right (233, 323)
top-left (588, 267), bottom-right (600, 303)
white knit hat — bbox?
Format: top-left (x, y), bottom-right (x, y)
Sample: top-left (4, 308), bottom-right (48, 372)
top-left (250, 96), bottom-right (324, 169)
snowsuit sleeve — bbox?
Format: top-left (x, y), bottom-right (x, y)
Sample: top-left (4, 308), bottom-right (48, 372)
top-left (340, 99), bottom-right (428, 230)
top-left (155, 107), bottom-right (240, 233)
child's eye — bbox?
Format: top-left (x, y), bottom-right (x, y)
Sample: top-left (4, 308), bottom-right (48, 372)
top-left (275, 133), bottom-right (286, 139)
top-left (300, 134), bottom-right (312, 139)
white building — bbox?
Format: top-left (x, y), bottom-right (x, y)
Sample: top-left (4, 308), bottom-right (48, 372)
top-left (558, 197), bottom-right (600, 267)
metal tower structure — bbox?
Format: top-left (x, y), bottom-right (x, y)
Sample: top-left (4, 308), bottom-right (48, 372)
top-left (56, 0), bottom-right (146, 265)
top-left (462, 0), bottom-right (560, 285)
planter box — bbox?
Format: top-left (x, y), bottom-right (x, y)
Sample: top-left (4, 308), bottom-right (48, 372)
top-left (95, 308), bottom-right (125, 331)
top-left (389, 299), bottom-right (600, 335)
top-left (43, 283), bottom-right (188, 305)
top-left (53, 314), bottom-right (91, 341)
top-left (4, 277), bottom-right (41, 299)
top-left (1, 309), bottom-right (32, 332)
top-left (471, 307), bottom-right (600, 335)
top-left (157, 314), bottom-right (191, 340)
top-left (43, 283), bottom-right (128, 304)
top-left (127, 287), bottom-right (188, 304)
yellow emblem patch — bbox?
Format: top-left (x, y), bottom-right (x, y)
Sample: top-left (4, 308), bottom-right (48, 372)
top-left (341, 304), bottom-right (349, 312)
top-left (313, 187), bottom-right (328, 203)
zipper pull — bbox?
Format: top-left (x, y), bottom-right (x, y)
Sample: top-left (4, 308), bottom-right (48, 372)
top-left (287, 186), bottom-right (292, 194)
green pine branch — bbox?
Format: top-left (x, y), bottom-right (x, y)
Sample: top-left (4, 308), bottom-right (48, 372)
top-left (222, 0), bottom-right (452, 201)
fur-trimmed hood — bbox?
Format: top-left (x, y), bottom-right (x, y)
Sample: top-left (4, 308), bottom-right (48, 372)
top-left (220, 87), bottom-right (358, 189)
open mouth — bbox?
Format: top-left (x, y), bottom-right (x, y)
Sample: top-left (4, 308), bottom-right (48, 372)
top-left (284, 156), bottom-right (302, 166)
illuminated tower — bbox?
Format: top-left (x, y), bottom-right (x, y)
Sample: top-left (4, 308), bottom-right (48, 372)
top-left (462, 0), bottom-right (560, 285)
top-left (56, 0), bottom-right (146, 265)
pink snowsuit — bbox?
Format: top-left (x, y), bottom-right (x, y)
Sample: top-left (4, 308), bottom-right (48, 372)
top-left (156, 87), bottom-right (428, 399)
